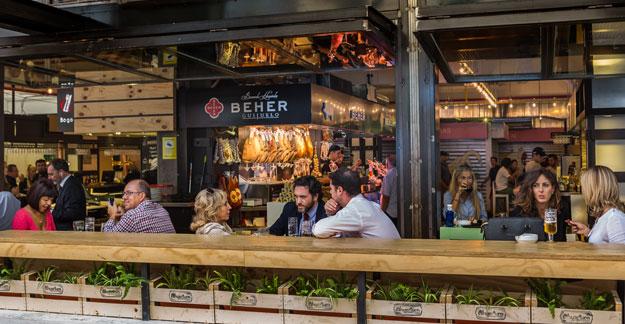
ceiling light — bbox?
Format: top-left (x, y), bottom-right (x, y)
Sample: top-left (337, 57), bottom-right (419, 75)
top-left (115, 132), bottom-right (121, 135)
top-left (444, 105), bottom-right (448, 110)
top-left (465, 105), bottom-right (469, 110)
top-left (532, 101), bottom-right (536, 108)
top-left (539, 116), bottom-right (543, 120)
top-left (509, 103), bottom-right (514, 108)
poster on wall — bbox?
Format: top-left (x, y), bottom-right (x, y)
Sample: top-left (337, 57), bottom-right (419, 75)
top-left (162, 137), bottom-right (177, 160)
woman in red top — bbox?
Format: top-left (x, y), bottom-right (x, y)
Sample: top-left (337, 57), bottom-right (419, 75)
top-left (12, 178), bottom-right (57, 231)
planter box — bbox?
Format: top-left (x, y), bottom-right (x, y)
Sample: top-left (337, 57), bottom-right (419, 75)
top-left (444, 287), bottom-right (532, 323)
top-left (78, 275), bottom-right (142, 319)
top-left (281, 282), bottom-right (357, 324)
top-left (0, 274), bottom-right (27, 311)
top-left (530, 290), bottom-right (622, 324)
top-left (149, 275), bottom-right (214, 323)
top-left (366, 284), bottom-right (448, 323)
top-left (24, 271), bottom-right (82, 314)
top-left (209, 280), bottom-right (284, 324)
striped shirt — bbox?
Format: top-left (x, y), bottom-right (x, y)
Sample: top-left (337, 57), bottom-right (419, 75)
top-left (102, 200), bottom-right (175, 233)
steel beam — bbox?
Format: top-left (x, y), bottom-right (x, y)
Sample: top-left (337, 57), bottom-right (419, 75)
top-left (1, 61), bottom-right (101, 85)
top-left (541, 25), bottom-right (555, 79)
top-left (163, 48), bottom-right (243, 78)
top-left (414, 32), bottom-right (455, 83)
top-left (416, 7), bottom-right (625, 32)
top-left (73, 54), bottom-right (171, 81)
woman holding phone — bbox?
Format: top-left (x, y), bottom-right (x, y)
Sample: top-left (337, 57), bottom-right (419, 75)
top-left (567, 166), bottom-right (625, 244)
top-left (443, 164), bottom-right (487, 222)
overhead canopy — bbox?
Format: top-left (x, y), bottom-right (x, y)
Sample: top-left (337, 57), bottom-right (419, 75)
top-left (415, 0), bottom-right (625, 83)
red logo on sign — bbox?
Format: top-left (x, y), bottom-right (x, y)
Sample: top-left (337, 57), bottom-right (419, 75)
top-left (205, 98), bottom-right (224, 119)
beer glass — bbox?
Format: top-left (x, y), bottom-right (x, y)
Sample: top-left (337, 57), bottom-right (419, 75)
top-left (544, 208), bottom-right (557, 243)
top-left (73, 220), bottom-right (85, 231)
top-left (287, 217), bottom-right (298, 236)
top-left (85, 217), bottom-right (95, 232)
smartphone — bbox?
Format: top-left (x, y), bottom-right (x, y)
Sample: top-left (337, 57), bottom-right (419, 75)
top-left (108, 197), bottom-right (115, 207)
top-left (465, 188), bottom-right (473, 193)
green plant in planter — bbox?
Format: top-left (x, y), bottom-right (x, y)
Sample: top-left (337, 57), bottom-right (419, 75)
top-left (213, 268), bottom-right (252, 298)
top-left (62, 272), bottom-right (81, 284)
top-left (454, 285), bottom-right (485, 308)
top-left (526, 278), bottom-right (565, 318)
top-left (368, 281), bottom-right (419, 302)
top-left (86, 262), bottom-right (147, 300)
top-left (326, 273), bottom-right (359, 300)
top-left (156, 266), bottom-right (202, 290)
top-left (0, 258), bottom-right (30, 280)
top-left (579, 288), bottom-right (614, 311)
top-left (290, 275), bottom-right (312, 297)
top-left (415, 276), bottom-right (442, 303)
top-left (199, 270), bottom-right (213, 291)
top-left (36, 266), bottom-right (61, 284)
top-left (256, 274), bottom-right (286, 294)
top-left (482, 289), bottom-right (521, 308)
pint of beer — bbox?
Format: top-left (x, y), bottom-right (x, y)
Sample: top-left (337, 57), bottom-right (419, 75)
top-left (544, 208), bottom-right (557, 243)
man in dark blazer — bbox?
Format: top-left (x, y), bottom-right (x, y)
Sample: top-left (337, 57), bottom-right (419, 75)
top-left (269, 176), bottom-right (327, 236)
top-left (48, 158), bottom-right (86, 231)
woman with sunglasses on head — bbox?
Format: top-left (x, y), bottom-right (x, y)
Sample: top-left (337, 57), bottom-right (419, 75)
top-left (190, 188), bottom-right (233, 236)
top-left (443, 165), bottom-right (487, 222)
top-left (568, 166), bottom-right (625, 244)
top-left (511, 169), bottom-right (570, 242)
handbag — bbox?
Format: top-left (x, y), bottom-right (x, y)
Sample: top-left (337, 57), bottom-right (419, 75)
top-left (482, 217), bottom-right (547, 241)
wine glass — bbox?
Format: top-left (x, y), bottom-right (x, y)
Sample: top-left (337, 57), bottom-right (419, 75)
top-left (544, 208), bottom-right (557, 243)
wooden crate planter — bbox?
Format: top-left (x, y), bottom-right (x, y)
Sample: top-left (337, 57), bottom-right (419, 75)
top-left (530, 290), bottom-right (622, 324)
top-left (444, 287), bottom-right (532, 324)
top-left (365, 284), bottom-right (448, 324)
top-left (0, 274), bottom-right (27, 310)
top-left (209, 280), bottom-right (284, 324)
top-left (23, 271), bottom-right (82, 314)
top-left (78, 275), bottom-right (142, 319)
top-left (281, 282), bottom-right (358, 324)
top-left (149, 275), bottom-right (214, 323)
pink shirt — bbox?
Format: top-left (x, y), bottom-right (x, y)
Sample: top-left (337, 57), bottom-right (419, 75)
top-left (12, 208), bottom-right (56, 231)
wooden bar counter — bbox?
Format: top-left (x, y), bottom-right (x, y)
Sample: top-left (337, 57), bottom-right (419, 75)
top-left (0, 231), bottom-right (624, 280)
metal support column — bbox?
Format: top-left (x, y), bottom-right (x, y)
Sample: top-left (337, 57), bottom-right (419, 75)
top-left (141, 263), bottom-right (150, 321)
top-left (0, 63), bottom-right (4, 192)
top-left (357, 271), bottom-right (366, 324)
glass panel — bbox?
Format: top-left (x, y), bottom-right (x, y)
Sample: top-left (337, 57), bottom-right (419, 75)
top-left (596, 140), bottom-right (625, 172)
top-left (591, 22), bottom-right (625, 75)
top-left (595, 115), bottom-right (625, 130)
top-left (554, 24), bottom-right (585, 75)
top-left (437, 26), bottom-right (541, 79)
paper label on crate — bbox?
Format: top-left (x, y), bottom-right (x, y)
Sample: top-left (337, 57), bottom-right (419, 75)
top-left (0, 280), bottom-right (10, 291)
top-left (231, 294), bottom-right (257, 306)
top-left (169, 290), bottom-right (193, 303)
top-left (560, 310), bottom-right (593, 324)
top-left (42, 283), bottom-right (64, 295)
top-left (393, 302), bottom-right (422, 316)
top-left (475, 306), bottom-right (506, 320)
top-left (99, 286), bottom-right (123, 298)
top-left (305, 297), bottom-right (333, 310)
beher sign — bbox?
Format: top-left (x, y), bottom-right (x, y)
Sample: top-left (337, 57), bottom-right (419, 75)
top-left (181, 84), bottom-right (312, 127)
top-left (57, 88), bottom-right (75, 132)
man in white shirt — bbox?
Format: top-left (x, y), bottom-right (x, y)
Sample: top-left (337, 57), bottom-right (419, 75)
top-left (313, 168), bottom-right (400, 239)
top-left (525, 147), bottom-right (545, 172)
top-left (380, 155), bottom-right (398, 227)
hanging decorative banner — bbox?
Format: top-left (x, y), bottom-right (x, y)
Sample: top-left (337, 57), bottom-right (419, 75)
top-left (57, 88), bottom-right (75, 132)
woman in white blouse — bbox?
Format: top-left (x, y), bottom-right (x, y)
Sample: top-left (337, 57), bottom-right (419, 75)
top-left (568, 166), bottom-right (625, 244)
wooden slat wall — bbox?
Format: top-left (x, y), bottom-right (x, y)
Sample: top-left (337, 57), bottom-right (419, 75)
top-left (75, 67), bottom-right (174, 84)
top-left (440, 139), bottom-right (488, 197)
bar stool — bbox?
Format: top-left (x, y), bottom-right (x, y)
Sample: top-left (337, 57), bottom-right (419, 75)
top-left (492, 182), bottom-right (509, 217)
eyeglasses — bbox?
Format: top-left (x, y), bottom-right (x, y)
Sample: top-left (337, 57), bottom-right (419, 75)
top-left (122, 191), bottom-right (142, 197)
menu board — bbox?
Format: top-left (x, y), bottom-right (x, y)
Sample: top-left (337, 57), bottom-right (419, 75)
top-left (141, 137), bottom-right (158, 171)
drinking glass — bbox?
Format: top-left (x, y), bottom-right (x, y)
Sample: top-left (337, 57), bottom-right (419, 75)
top-left (544, 208), bottom-right (557, 243)
top-left (287, 217), bottom-right (298, 236)
top-left (85, 217), bottom-right (95, 232)
top-left (73, 220), bottom-right (85, 231)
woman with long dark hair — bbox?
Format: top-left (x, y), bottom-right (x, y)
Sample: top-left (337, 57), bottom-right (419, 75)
top-left (511, 169), bottom-right (570, 241)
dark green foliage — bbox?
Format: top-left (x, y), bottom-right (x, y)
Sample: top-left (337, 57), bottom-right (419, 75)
top-left (0, 259), bottom-right (29, 280)
top-left (156, 266), bottom-right (202, 290)
top-left (256, 274), bottom-right (286, 294)
top-left (579, 288), bottom-right (614, 311)
top-left (86, 262), bottom-right (147, 300)
top-left (526, 278), bottom-right (565, 318)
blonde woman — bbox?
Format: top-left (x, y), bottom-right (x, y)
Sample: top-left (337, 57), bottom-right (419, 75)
top-left (443, 164), bottom-right (487, 222)
top-left (568, 166), bottom-right (625, 244)
top-left (190, 188), bottom-right (233, 236)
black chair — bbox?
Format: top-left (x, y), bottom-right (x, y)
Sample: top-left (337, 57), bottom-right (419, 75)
top-left (482, 217), bottom-right (547, 241)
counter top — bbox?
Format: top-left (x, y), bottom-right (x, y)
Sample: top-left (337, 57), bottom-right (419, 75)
top-left (1, 231), bottom-right (625, 279)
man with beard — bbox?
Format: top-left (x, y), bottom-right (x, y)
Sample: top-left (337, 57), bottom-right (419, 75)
top-left (33, 159), bottom-right (48, 182)
top-left (269, 176), bottom-right (327, 236)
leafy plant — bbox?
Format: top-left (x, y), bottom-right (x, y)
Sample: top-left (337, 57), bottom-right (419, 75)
top-left (579, 288), bottom-right (614, 311)
top-left (213, 268), bottom-right (252, 298)
top-left (156, 266), bottom-right (202, 290)
top-left (481, 289), bottom-right (521, 308)
top-left (415, 276), bottom-right (442, 303)
top-left (36, 266), bottom-right (60, 283)
top-left (290, 275), bottom-right (312, 297)
top-left (256, 274), bottom-right (286, 294)
top-left (368, 281), bottom-right (419, 302)
top-left (0, 258), bottom-right (30, 280)
top-left (326, 273), bottom-right (359, 300)
top-left (62, 272), bottom-right (81, 284)
top-left (86, 262), bottom-right (147, 299)
top-left (526, 278), bottom-right (565, 318)
top-left (454, 285), bottom-right (485, 307)
top-left (290, 273), bottom-right (359, 307)
top-left (199, 270), bottom-right (213, 291)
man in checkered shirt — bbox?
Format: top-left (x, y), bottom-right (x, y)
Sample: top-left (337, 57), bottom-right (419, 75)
top-left (103, 179), bottom-right (175, 233)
